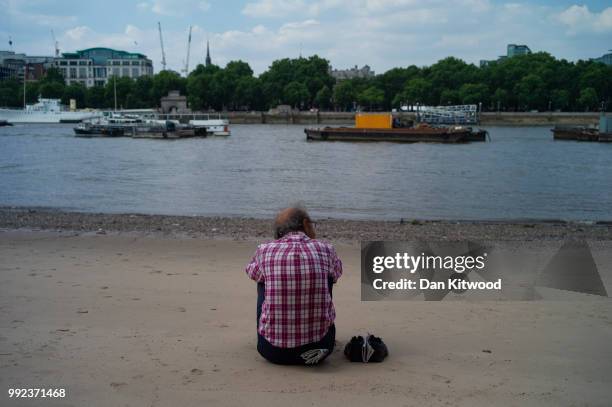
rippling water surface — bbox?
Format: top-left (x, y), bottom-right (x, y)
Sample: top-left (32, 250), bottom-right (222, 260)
top-left (1, 123), bottom-right (611, 221)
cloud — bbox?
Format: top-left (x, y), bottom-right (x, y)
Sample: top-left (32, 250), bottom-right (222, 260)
top-left (242, 0), bottom-right (319, 18)
top-left (3, 0), bottom-right (77, 27)
top-left (138, 0), bottom-right (210, 16)
top-left (556, 5), bottom-right (612, 34)
top-left (7, 0), bottom-right (612, 77)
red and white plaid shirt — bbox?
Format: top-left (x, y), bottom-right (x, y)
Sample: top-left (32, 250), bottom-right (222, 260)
top-left (246, 232), bottom-right (343, 348)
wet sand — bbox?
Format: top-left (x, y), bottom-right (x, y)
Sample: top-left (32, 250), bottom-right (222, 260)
top-left (0, 212), bottom-right (611, 406)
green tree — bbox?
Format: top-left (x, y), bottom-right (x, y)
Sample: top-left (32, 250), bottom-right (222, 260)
top-left (491, 88), bottom-right (509, 111)
top-left (358, 86), bottom-right (385, 110)
top-left (0, 79), bottom-right (21, 107)
top-left (397, 78), bottom-right (432, 105)
top-left (333, 80), bottom-right (356, 111)
top-left (551, 89), bottom-right (570, 111)
top-left (514, 73), bottom-right (546, 111)
top-left (62, 82), bottom-right (87, 108)
top-left (578, 87), bottom-right (599, 111)
top-left (314, 86), bottom-right (332, 110)
top-left (104, 76), bottom-right (134, 109)
top-left (283, 81), bottom-right (309, 108)
top-left (151, 70), bottom-right (186, 107)
top-left (38, 81), bottom-right (64, 99)
top-left (85, 86), bottom-right (106, 108)
top-left (458, 83), bottom-right (488, 105)
top-left (439, 89), bottom-right (461, 105)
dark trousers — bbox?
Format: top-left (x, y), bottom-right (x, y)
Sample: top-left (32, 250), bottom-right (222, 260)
top-left (256, 279), bottom-right (335, 365)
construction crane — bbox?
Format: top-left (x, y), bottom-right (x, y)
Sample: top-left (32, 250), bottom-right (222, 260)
top-left (51, 30), bottom-right (59, 57)
top-left (157, 22), bottom-right (167, 71)
top-left (182, 25), bottom-right (192, 76)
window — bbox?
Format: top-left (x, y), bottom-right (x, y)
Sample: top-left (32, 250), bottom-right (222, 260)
top-left (93, 67), bottom-right (106, 78)
top-left (79, 67), bottom-right (87, 78)
top-left (69, 68), bottom-right (77, 78)
top-left (59, 61), bottom-right (67, 66)
top-left (132, 68), bottom-right (139, 77)
top-left (122, 68), bottom-right (129, 77)
top-left (69, 61), bottom-right (77, 66)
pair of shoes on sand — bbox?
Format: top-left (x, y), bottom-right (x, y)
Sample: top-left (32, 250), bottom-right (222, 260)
top-left (343, 334), bottom-right (388, 363)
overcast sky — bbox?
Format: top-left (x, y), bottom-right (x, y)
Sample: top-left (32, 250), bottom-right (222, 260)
top-left (1, 0), bottom-right (611, 75)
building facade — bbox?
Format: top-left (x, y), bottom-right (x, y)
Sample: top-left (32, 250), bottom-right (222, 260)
top-left (480, 44), bottom-right (532, 67)
top-left (330, 65), bottom-right (375, 80)
top-left (592, 51), bottom-right (612, 66)
top-left (506, 44), bottom-right (531, 57)
top-left (0, 51), bottom-right (55, 81)
top-left (54, 48), bottom-right (153, 87)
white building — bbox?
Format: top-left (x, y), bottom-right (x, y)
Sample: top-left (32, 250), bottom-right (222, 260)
top-left (55, 47), bottom-right (153, 87)
top-left (330, 65), bottom-right (375, 80)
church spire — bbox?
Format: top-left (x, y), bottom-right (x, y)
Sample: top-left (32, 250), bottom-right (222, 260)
top-left (205, 39), bottom-right (211, 67)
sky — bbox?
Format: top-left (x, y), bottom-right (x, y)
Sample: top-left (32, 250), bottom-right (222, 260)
top-left (1, 0), bottom-right (611, 75)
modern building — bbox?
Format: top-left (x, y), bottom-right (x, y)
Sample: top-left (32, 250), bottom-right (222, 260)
top-left (506, 44), bottom-right (531, 57)
top-left (592, 50), bottom-right (612, 66)
top-left (0, 50), bottom-right (55, 81)
top-left (54, 47), bottom-right (153, 87)
top-left (480, 44), bottom-right (532, 67)
top-left (330, 65), bottom-right (375, 80)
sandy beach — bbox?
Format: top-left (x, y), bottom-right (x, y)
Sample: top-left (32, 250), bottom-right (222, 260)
top-left (1, 210), bottom-right (612, 406)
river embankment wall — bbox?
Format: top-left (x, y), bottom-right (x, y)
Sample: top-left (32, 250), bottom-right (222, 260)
top-left (223, 111), bottom-right (602, 126)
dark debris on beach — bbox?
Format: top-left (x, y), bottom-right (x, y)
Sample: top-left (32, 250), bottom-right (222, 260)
top-left (1, 207), bottom-right (611, 242)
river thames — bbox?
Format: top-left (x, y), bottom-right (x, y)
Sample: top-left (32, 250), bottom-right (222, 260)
top-left (1, 124), bottom-right (611, 221)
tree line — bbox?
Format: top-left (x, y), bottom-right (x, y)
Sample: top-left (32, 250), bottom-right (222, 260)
top-left (0, 52), bottom-right (610, 112)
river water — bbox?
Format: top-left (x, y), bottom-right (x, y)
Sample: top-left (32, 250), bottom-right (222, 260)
top-left (1, 124), bottom-right (610, 221)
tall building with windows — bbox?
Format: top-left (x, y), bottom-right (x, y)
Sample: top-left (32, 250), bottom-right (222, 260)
top-left (54, 48), bottom-right (153, 87)
top-left (0, 50), bottom-right (55, 81)
top-left (592, 51), bottom-right (612, 66)
top-left (506, 44), bottom-right (531, 57)
top-left (480, 43), bottom-right (532, 67)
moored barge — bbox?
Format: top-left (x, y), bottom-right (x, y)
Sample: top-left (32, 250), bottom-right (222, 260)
top-left (305, 113), bottom-right (487, 143)
top-left (551, 114), bottom-right (612, 142)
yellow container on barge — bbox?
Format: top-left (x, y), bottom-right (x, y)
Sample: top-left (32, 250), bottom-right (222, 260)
top-left (355, 113), bottom-right (393, 129)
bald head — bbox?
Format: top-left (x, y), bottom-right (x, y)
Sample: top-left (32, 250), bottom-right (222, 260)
top-left (273, 206), bottom-right (314, 239)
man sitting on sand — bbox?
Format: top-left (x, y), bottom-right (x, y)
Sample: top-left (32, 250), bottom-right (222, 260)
top-left (245, 206), bottom-right (343, 365)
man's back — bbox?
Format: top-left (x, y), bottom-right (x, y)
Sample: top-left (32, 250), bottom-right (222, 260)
top-left (246, 231), bottom-right (342, 348)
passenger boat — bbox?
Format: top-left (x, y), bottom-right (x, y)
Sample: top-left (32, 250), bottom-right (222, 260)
top-left (0, 98), bottom-right (101, 124)
top-left (304, 113), bottom-right (487, 143)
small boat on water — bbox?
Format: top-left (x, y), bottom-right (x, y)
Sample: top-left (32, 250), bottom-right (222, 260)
top-left (0, 120), bottom-right (13, 126)
top-left (551, 115), bottom-right (612, 142)
top-left (305, 113), bottom-right (487, 143)
top-left (73, 114), bottom-right (144, 137)
top-left (74, 112), bottom-right (226, 138)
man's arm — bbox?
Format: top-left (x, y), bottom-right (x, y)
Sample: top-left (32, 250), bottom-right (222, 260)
top-left (245, 247), bottom-right (264, 282)
top-left (328, 245), bottom-right (343, 283)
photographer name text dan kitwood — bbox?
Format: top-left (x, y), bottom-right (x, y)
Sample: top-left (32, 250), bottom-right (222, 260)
top-left (372, 278), bottom-right (502, 291)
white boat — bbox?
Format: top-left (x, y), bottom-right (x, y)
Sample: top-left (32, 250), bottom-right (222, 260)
top-left (189, 117), bottom-right (231, 136)
top-left (165, 113), bottom-right (230, 136)
top-left (0, 98), bottom-right (101, 124)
